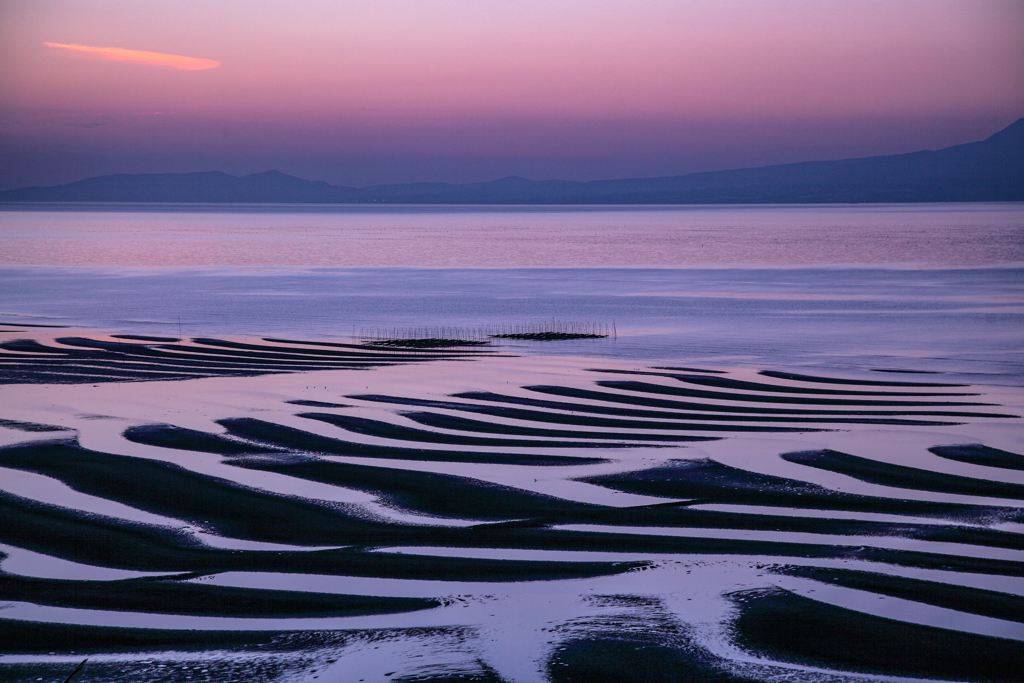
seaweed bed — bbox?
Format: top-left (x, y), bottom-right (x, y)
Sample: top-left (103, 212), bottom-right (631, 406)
top-left (364, 338), bottom-right (493, 348)
top-left (0, 333), bottom-right (1021, 682)
top-left (490, 332), bottom-right (607, 341)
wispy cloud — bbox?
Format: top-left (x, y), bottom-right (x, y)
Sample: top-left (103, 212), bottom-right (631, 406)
top-left (44, 43), bottom-right (220, 71)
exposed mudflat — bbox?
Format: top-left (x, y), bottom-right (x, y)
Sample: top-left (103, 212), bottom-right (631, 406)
top-left (0, 330), bottom-right (1021, 682)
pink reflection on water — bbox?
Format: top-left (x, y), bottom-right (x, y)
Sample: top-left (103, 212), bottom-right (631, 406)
top-left (1, 205), bottom-right (1022, 268)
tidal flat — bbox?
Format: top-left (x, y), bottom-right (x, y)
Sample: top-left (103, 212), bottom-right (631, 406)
top-left (0, 330), bottom-right (1021, 682)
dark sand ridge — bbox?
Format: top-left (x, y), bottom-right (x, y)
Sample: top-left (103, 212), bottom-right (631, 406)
top-left (399, 411), bottom-right (750, 439)
top-left (0, 335), bottom-right (496, 385)
top-left (112, 334), bottom-right (182, 342)
top-left (781, 449), bottom-right (1024, 501)
top-left (77, 337), bottom-right (466, 365)
top-left (0, 418), bottom-right (73, 432)
top-left (212, 417), bottom-right (613, 461)
top-left (589, 368), bottom-right (970, 395)
top-left (757, 369), bottom-right (967, 387)
top-left (580, 458), bottom-right (1024, 522)
top-left (352, 393), bottom-right (962, 427)
top-left (3, 337), bottom-right (394, 363)
top-left (523, 385), bottom-right (1015, 418)
top-left (594, 380), bottom-right (995, 407)
top-left (929, 444), bottom-right (1024, 472)
top-left (5, 480), bottom-right (1023, 590)
top-left (590, 368), bottom-right (980, 396)
top-left (296, 412), bottom-right (694, 447)
top-left (8, 365), bottom-right (1021, 548)
top-left (0, 627), bottom-right (517, 682)
top-left (545, 595), bottom-right (759, 683)
top-left (0, 624), bottom-right (500, 682)
top-left (0, 440), bottom-right (428, 547)
top-left (0, 572), bottom-right (441, 619)
top-left (730, 588), bottom-right (1024, 683)
top-left (3, 439), bottom-right (1024, 680)
top-left (231, 455), bottom-right (1024, 553)
top-left (286, 399), bottom-right (352, 408)
top-left (0, 489), bottom-right (647, 580)
top-left (124, 423), bottom-right (1024, 544)
top-left (0, 617), bottom-right (305, 656)
top-left (0, 440), bottom-right (642, 547)
top-left (191, 337), bottom-right (494, 359)
top-left (264, 337), bottom-right (496, 354)
top-left (775, 565), bottom-right (1024, 623)
top-left (0, 623), bottom-right (490, 680)
top-left (229, 453), bottom-right (604, 522)
top-left (6, 437), bottom-right (1024, 568)
top-left (548, 637), bottom-right (758, 683)
top-left (124, 424), bottom-right (288, 456)
top-left (454, 391), bottom-right (983, 424)
top-left (872, 367), bottom-right (946, 374)
top-left (0, 437), bottom-right (985, 540)
top-left (647, 366), bottom-right (729, 374)
top-left (2, 346), bottom-right (1022, 681)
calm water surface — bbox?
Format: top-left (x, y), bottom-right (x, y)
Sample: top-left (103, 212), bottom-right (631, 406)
top-left (1, 203), bottom-right (1022, 378)
top-left (1, 203), bottom-right (1022, 267)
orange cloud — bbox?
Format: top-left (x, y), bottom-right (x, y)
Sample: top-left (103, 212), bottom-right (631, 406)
top-left (44, 42), bottom-right (220, 70)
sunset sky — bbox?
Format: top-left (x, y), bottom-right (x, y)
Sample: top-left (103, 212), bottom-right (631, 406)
top-left (1, 0), bottom-right (1022, 189)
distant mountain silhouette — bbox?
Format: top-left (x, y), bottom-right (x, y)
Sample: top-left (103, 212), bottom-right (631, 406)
top-left (3, 119), bottom-right (1021, 204)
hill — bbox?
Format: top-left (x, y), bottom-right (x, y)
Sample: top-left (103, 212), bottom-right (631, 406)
top-left (2, 119), bottom-right (1021, 204)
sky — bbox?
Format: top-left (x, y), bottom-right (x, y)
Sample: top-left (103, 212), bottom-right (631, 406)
top-left (1, 0), bottom-right (1022, 190)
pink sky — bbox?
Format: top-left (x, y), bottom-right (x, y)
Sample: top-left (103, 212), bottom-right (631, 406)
top-left (1, 0), bottom-right (1022, 188)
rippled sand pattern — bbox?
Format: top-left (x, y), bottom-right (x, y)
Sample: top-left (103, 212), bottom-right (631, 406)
top-left (0, 332), bottom-right (1022, 682)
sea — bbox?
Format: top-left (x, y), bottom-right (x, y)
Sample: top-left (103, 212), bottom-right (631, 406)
top-left (1, 202), bottom-right (1023, 379)
top-left (0, 203), bottom-right (1022, 683)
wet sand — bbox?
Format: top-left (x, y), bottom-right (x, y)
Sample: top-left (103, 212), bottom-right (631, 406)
top-left (0, 329), bottom-right (1022, 682)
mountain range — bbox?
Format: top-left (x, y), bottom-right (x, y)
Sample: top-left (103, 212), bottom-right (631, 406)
top-left (3, 118), bottom-right (1021, 204)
